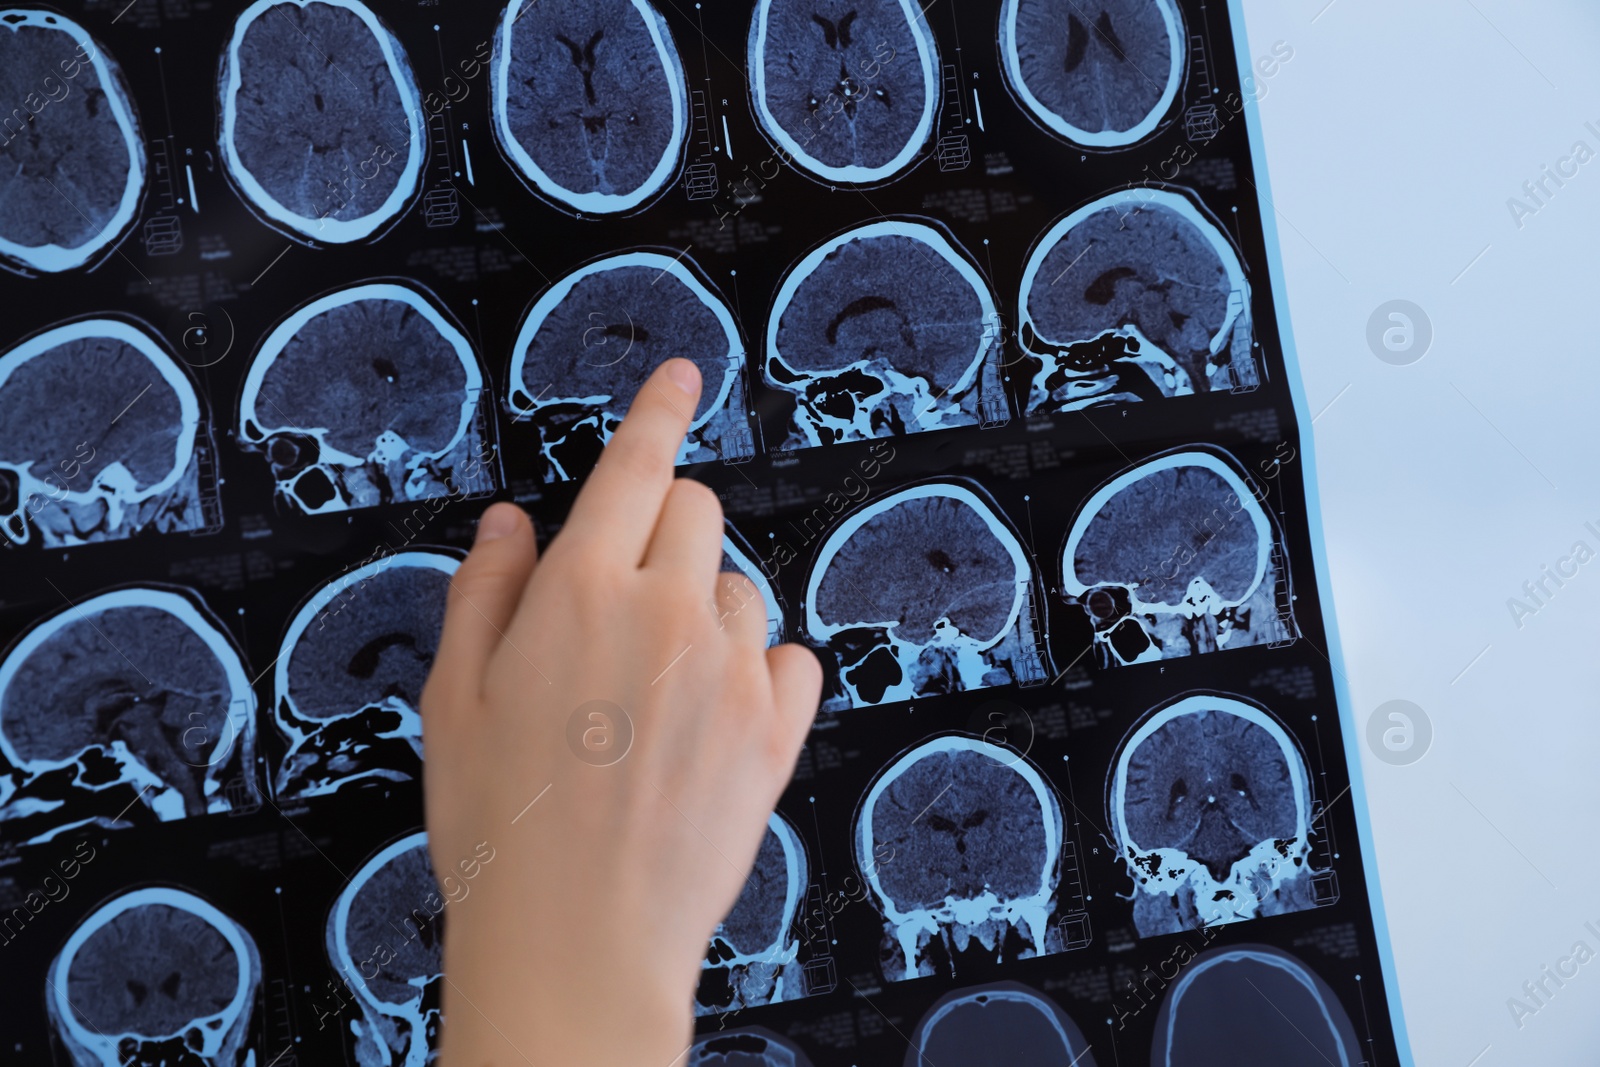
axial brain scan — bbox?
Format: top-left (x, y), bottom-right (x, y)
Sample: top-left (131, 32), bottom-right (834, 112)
top-left (857, 736), bottom-right (1065, 981)
top-left (1111, 694), bottom-right (1315, 935)
top-left (1000, 0), bottom-right (1184, 147)
top-left (238, 282), bottom-right (493, 514)
top-left (1151, 946), bottom-right (1361, 1067)
top-left (219, 0), bottom-right (424, 243)
top-left (905, 982), bottom-right (1097, 1067)
top-left (47, 886), bottom-right (262, 1066)
top-left (1062, 449), bottom-right (1295, 665)
top-left (0, 10), bottom-right (145, 274)
top-left (688, 1028), bottom-right (816, 1067)
top-left (1019, 189), bottom-right (1254, 410)
top-left (0, 319), bottom-right (210, 547)
top-left (507, 250), bottom-right (747, 479)
top-left (0, 587), bottom-right (257, 846)
top-left (765, 220), bottom-right (1004, 449)
top-left (697, 813), bottom-right (809, 1016)
top-left (272, 551), bottom-right (455, 800)
top-left (805, 482), bottom-right (1047, 709)
top-left (327, 832), bottom-right (444, 1067)
top-left (491, 0), bottom-right (688, 215)
top-left (748, 0), bottom-right (939, 183)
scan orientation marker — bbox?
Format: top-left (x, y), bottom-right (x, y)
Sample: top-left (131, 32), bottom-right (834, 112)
top-left (492, 0), bottom-right (689, 216)
top-left (0, 10), bottom-right (146, 273)
top-left (219, 0), bottom-right (426, 243)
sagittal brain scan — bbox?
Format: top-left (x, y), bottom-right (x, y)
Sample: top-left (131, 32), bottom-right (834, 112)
top-left (1150, 946), bottom-right (1361, 1067)
top-left (327, 832), bottom-right (444, 1067)
top-left (0, 319), bottom-right (213, 547)
top-left (1018, 188), bottom-right (1255, 411)
top-left (491, 0), bottom-right (688, 216)
top-left (0, 587), bottom-right (257, 846)
top-left (219, 0), bottom-right (424, 243)
top-left (856, 736), bottom-right (1066, 982)
top-left (764, 220), bottom-right (1004, 449)
top-left (697, 813), bottom-right (809, 1016)
top-left (805, 481), bottom-right (1048, 709)
top-left (238, 282), bottom-right (494, 514)
top-left (905, 982), bottom-right (1096, 1067)
top-left (999, 0), bottom-right (1184, 148)
top-left (0, 11), bottom-right (145, 274)
top-left (46, 886), bottom-right (262, 1066)
top-left (1062, 449), bottom-right (1295, 665)
top-left (687, 1028), bottom-right (815, 1067)
top-left (723, 525), bottom-right (786, 647)
top-left (506, 250), bottom-right (748, 479)
top-left (272, 551), bottom-right (456, 800)
top-left (748, 0), bottom-right (939, 184)
top-left (1111, 694), bottom-right (1314, 935)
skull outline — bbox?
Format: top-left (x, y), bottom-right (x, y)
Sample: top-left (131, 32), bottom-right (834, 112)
top-left (688, 1027), bottom-right (815, 1067)
top-left (763, 218), bottom-right (1004, 450)
top-left (903, 980), bottom-right (1097, 1067)
top-left (722, 523), bottom-right (787, 648)
top-left (696, 811), bottom-right (810, 1015)
top-left (46, 885), bottom-right (262, 1066)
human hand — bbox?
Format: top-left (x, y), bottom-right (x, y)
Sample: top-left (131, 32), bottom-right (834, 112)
top-left (420, 358), bottom-right (822, 1065)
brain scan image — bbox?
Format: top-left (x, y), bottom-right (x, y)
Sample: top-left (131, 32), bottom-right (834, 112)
top-left (327, 832), bottom-right (444, 1067)
top-left (0, 11), bottom-right (145, 274)
top-left (905, 982), bottom-right (1097, 1067)
top-left (856, 735), bottom-right (1066, 981)
top-left (804, 480), bottom-right (1048, 710)
top-left (238, 282), bottom-right (495, 515)
top-left (46, 886), bottom-right (262, 1066)
top-left (0, 587), bottom-right (258, 847)
top-left (1018, 189), bottom-right (1255, 412)
top-left (697, 813), bottom-right (809, 1016)
top-left (765, 220), bottom-right (1005, 450)
top-left (506, 250), bottom-right (749, 480)
top-left (1150, 945), bottom-right (1361, 1067)
top-left (723, 524), bottom-right (786, 647)
top-left (688, 1028), bottom-right (815, 1067)
top-left (999, 0), bottom-right (1184, 148)
top-left (272, 551), bottom-right (456, 800)
top-left (748, 0), bottom-right (939, 184)
top-left (219, 0), bottom-right (425, 243)
top-left (491, 0), bottom-right (688, 216)
top-left (1061, 449), bottom-right (1295, 666)
top-left (1111, 694), bottom-right (1315, 936)
top-left (0, 319), bottom-right (214, 548)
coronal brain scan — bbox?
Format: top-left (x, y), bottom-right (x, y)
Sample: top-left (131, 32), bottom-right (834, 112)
top-left (327, 832), bottom-right (443, 1066)
top-left (905, 982), bottom-right (1096, 1067)
top-left (722, 525), bottom-right (786, 647)
top-left (0, 10), bottom-right (145, 274)
top-left (1150, 946), bottom-right (1361, 1067)
top-left (1018, 188), bottom-right (1255, 411)
top-left (1111, 694), bottom-right (1315, 935)
top-left (0, 587), bottom-right (257, 846)
top-left (0, 319), bottom-right (211, 547)
top-left (238, 282), bottom-right (494, 514)
top-left (764, 220), bottom-right (1004, 449)
top-left (697, 813), bottom-right (809, 1015)
top-left (219, 0), bottom-right (424, 243)
top-left (272, 551), bottom-right (456, 800)
top-left (506, 250), bottom-right (748, 479)
top-left (748, 0), bottom-right (939, 184)
top-left (491, 0), bottom-right (688, 216)
top-left (1062, 449), bottom-right (1295, 665)
top-left (999, 0), bottom-right (1184, 148)
top-left (805, 481), bottom-right (1047, 709)
top-left (857, 735), bottom-right (1065, 982)
top-left (46, 886), bottom-right (262, 1066)
top-left (687, 1028), bottom-right (815, 1067)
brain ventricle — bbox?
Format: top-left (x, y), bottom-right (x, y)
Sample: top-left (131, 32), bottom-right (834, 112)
top-left (67, 903), bottom-right (239, 1036)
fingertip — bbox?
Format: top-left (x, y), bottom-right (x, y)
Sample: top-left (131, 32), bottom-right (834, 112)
top-left (473, 502), bottom-right (527, 546)
top-left (663, 357), bottom-right (701, 398)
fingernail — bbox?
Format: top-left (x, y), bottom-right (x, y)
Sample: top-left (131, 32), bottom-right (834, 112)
top-left (665, 358), bottom-right (701, 396)
top-left (474, 504), bottom-right (521, 545)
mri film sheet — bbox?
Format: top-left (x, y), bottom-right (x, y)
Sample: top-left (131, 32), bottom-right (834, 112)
top-left (0, 0), bottom-right (1408, 1064)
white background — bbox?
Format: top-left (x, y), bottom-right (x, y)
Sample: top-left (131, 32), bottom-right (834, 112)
top-left (1237, 1), bottom-right (1600, 1063)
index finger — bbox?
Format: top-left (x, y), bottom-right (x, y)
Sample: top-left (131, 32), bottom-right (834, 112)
top-left (559, 358), bottom-right (702, 566)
